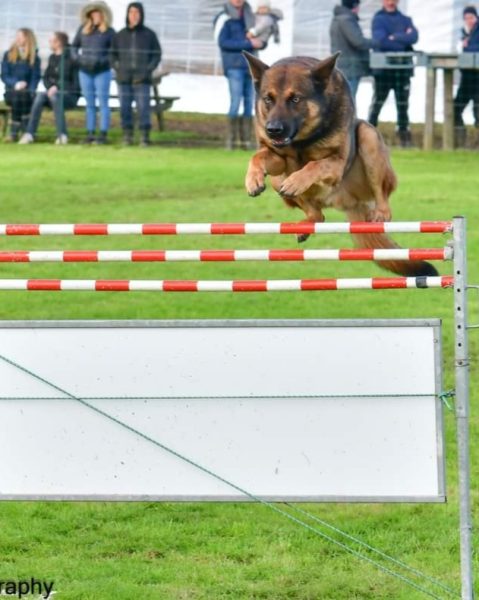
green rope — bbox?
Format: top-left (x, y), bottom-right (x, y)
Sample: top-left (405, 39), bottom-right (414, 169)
top-left (439, 390), bottom-right (455, 411)
top-left (0, 352), bottom-right (458, 600)
top-left (285, 503), bottom-right (457, 597)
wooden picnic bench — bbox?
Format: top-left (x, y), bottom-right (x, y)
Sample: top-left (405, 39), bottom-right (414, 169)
top-left (0, 71), bottom-right (179, 137)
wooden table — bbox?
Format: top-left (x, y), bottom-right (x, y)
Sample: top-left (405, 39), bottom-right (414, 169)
top-left (419, 53), bottom-right (458, 151)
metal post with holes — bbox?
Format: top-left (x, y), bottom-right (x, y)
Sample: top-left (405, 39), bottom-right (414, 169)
top-left (453, 216), bottom-right (474, 599)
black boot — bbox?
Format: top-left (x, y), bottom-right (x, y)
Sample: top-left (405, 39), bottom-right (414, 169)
top-left (226, 117), bottom-right (240, 150)
top-left (6, 121), bottom-right (21, 142)
top-left (397, 129), bottom-right (412, 148)
top-left (454, 126), bottom-right (467, 148)
top-left (123, 129), bottom-right (133, 146)
top-left (96, 131), bottom-right (108, 145)
top-left (140, 129), bottom-right (150, 147)
top-left (240, 117), bottom-right (254, 150)
top-left (82, 130), bottom-right (96, 144)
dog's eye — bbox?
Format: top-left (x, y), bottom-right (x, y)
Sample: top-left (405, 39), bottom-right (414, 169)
top-left (263, 96), bottom-right (273, 105)
top-left (290, 96), bottom-right (301, 104)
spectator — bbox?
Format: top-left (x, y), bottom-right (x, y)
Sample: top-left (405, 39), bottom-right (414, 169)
top-left (454, 6), bottom-right (479, 148)
top-left (19, 32), bottom-right (80, 145)
top-left (214, 0), bottom-right (263, 150)
top-left (329, 0), bottom-right (373, 100)
top-left (246, 0), bottom-right (283, 49)
top-left (72, 1), bottom-right (115, 144)
top-left (111, 2), bottom-right (162, 147)
top-left (368, 0), bottom-right (418, 147)
top-left (1, 28), bottom-right (41, 142)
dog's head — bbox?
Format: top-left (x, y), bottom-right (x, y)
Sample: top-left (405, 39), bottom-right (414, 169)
top-left (243, 53), bottom-right (342, 148)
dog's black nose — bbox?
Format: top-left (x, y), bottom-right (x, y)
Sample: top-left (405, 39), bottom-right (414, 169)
top-left (266, 121), bottom-right (284, 136)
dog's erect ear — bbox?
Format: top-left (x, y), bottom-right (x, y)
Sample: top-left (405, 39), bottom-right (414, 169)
top-left (312, 52), bottom-right (341, 83)
top-left (243, 51), bottom-right (269, 88)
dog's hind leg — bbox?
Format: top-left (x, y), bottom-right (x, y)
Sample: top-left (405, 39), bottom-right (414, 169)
top-left (293, 196), bottom-right (326, 243)
top-left (356, 121), bottom-right (397, 222)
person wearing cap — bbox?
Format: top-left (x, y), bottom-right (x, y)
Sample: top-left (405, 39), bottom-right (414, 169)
top-left (329, 0), bottom-right (373, 99)
top-left (214, 0), bottom-right (263, 150)
top-left (111, 3), bottom-right (162, 147)
top-left (368, 0), bottom-right (418, 147)
top-left (454, 6), bottom-right (479, 147)
top-left (246, 1), bottom-right (283, 49)
top-left (72, 1), bottom-right (115, 144)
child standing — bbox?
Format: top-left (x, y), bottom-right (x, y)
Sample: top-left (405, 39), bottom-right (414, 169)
top-left (246, 0), bottom-right (283, 48)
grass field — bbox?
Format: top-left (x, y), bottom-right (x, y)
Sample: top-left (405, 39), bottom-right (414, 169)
top-left (0, 144), bottom-right (477, 599)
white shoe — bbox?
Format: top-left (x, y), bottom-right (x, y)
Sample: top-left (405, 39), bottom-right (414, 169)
top-left (55, 134), bottom-right (68, 145)
top-left (18, 133), bottom-right (34, 144)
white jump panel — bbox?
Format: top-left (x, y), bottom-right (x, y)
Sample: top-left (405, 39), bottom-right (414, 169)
top-left (0, 320), bottom-right (445, 502)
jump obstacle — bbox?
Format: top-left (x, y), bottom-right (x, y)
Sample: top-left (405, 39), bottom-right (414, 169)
top-left (0, 219), bottom-right (455, 292)
top-left (0, 216), bottom-right (473, 600)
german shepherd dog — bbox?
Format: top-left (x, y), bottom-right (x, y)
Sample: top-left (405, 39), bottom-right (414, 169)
top-left (243, 52), bottom-right (438, 276)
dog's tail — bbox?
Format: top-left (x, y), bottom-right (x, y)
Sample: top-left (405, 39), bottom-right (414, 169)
top-left (346, 208), bottom-right (439, 277)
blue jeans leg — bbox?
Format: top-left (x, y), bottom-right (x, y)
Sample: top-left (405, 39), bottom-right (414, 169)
top-left (348, 77), bottom-right (360, 100)
top-left (134, 83), bottom-right (152, 130)
top-left (226, 69), bottom-right (244, 118)
top-left (242, 71), bottom-right (254, 117)
top-left (27, 92), bottom-right (49, 136)
top-left (118, 83), bottom-right (134, 130)
top-left (79, 71), bottom-right (97, 132)
top-left (95, 70), bottom-right (112, 133)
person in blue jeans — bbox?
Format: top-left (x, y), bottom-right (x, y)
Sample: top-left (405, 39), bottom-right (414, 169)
top-left (111, 2), bottom-right (161, 146)
top-left (19, 32), bottom-right (80, 145)
top-left (72, 1), bottom-right (115, 144)
top-left (214, 0), bottom-right (263, 150)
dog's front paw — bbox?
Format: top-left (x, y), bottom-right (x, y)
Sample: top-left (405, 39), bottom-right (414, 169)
top-left (245, 170), bottom-right (266, 197)
top-left (279, 172), bottom-right (311, 199)
top-left (368, 206), bottom-right (392, 222)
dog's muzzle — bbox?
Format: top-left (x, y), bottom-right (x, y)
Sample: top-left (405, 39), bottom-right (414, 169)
top-left (265, 120), bottom-right (295, 148)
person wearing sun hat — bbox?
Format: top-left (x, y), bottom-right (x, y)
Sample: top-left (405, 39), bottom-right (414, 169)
top-left (330, 0), bottom-right (374, 99)
top-left (72, 1), bottom-right (115, 144)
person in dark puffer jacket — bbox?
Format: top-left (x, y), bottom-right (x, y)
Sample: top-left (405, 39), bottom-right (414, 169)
top-left (1, 28), bottom-right (41, 142)
top-left (111, 2), bottom-right (162, 146)
top-left (72, 1), bottom-right (115, 144)
top-left (368, 0), bottom-right (418, 147)
top-left (330, 0), bottom-right (373, 100)
top-left (454, 6), bottom-right (479, 147)
top-left (19, 32), bottom-right (80, 145)
top-left (214, 0), bottom-right (263, 150)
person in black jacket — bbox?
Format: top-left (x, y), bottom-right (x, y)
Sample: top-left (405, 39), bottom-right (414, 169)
top-left (19, 32), bottom-right (80, 145)
top-left (368, 0), bottom-right (418, 147)
top-left (72, 1), bottom-right (115, 144)
top-left (111, 2), bottom-right (161, 146)
top-left (1, 28), bottom-right (41, 141)
top-left (454, 6), bottom-right (479, 147)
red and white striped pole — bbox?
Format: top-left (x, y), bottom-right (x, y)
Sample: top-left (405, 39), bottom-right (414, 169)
top-left (0, 221), bottom-right (453, 236)
top-left (0, 248), bottom-right (453, 263)
top-left (0, 276), bottom-right (454, 292)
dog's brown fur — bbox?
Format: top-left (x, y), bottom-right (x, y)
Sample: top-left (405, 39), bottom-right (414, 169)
top-left (243, 52), bottom-right (438, 277)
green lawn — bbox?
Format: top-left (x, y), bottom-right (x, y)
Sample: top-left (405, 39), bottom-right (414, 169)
top-left (0, 144), bottom-right (477, 599)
